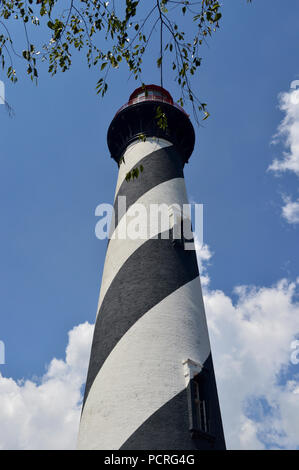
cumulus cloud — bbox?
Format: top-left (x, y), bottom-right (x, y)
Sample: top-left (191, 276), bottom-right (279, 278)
top-left (204, 277), bottom-right (299, 449)
top-left (269, 88), bottom-right (299, 176)
top-left (0, 322), bottom-right (94, 450)
top-left (281, 196), bottom-right (299, 224)
top-left (269, 87), bottom-right (299, 224)
top-left (194, 239), bottom-right (212, 287)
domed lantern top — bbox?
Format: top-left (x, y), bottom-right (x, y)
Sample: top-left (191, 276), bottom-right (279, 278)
top-left (107, 84), bottom-right (195, 165)
top-left (129, 85), bottom-right (173, 106)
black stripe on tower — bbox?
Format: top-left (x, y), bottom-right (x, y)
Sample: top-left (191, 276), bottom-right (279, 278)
top-left (120, 355), bottom-right (226, 450)
top-left (112, 145), bottom-right (184, 234)
top-left (82, 230), bottom-right (199, 408)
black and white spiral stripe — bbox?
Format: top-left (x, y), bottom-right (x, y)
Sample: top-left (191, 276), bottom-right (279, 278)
top-left (77, 138), bottom-right (225, 450)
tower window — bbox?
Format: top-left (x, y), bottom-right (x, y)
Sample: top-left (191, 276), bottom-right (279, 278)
top-left (193, 378), bottom-right (209, 434)
top-left (168, 205), bottom-right (193, 249)
top-left (182, 358), bottom-right (215, 442)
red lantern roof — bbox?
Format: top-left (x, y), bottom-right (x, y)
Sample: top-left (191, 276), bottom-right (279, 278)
top-left (129, 84), bottom-right (173, 103)
top-left (115, 84), bottom-right (188, 117)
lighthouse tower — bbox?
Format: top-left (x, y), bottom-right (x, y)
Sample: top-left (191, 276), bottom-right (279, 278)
top-left (77, 85), bottom-right (226, 450)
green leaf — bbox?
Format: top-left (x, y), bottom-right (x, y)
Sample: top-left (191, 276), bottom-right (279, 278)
top-left (22, 50), bottom-right (30, 60)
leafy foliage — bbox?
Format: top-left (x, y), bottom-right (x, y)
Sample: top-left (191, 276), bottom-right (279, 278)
top-left (0, 1), bottom-right (252, 120)
top-left (155, 105), bottom-right (167, 131)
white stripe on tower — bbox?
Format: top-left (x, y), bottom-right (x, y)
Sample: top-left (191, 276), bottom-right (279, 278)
top-left (78, 277), bottom-right (210, 450)
top-left (78, 85), bottom-right (226, 450)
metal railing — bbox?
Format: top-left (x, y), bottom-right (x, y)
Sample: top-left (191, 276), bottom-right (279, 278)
top-left (114, 94), bottom-right (189, 117)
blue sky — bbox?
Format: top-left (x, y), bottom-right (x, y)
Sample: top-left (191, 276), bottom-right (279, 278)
top-left (0, 0), bottom-right (299, 449)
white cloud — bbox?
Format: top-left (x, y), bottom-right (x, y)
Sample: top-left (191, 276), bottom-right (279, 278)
top-left (281, 196), bottom-right (299, 224)
top-left (0, 252), bottom-right (298, 450)
top-left (194, 239), bottom-right (212, 286)
top-left (269, 89), bottom-right (299, 176)
top-left (0, 322), bottom-right (94, 450)
top-left (269, 87), bottom-right (299, 225)
top-left (204, 277), bottom-right (299, 449)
